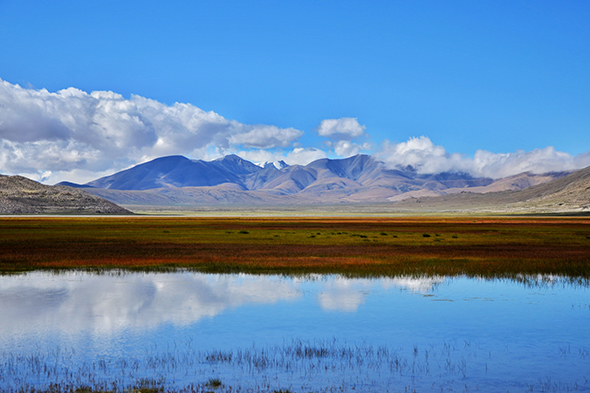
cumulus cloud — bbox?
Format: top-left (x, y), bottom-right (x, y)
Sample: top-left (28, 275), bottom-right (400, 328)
top-left (228, 125), bottom-right (302, 149)
top-left (376, 137), bottom-right (469, 174)
top-left (376, 136), bottom-right (589, 179)
top-left (316, 117), bottom-right (370, 158)
top-left (286, 147), bottom-right (328, 165)
top-left (470, 147), bottom-right (580, 178)
top-left (236, 149), bottom-right (280, 166)
top-left (333, 140), bottom-right (372, 157)
top-left (2, 78), bottom-right (589, 184)
top-left (317, 117), bottom-right (366, 140)
top-left (0, 79), bottom-right (303, 183)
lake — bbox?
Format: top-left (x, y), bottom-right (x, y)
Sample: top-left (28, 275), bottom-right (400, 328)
top-left (1, 271), bottom-right (588, 392)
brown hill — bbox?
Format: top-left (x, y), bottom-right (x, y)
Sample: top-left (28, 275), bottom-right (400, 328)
top-left (0, 175), bottom-right (132, 214)
top-left (391, 166), bottom-right (590, 213)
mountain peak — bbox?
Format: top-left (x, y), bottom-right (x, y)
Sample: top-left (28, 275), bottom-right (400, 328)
top-left (215, 154), bottom-right (243, 162)
top-left (213, 154), bottom-right (261, 175)
top-left (60, 154), bottom-right (574, 208)
top-left (263, 160), bottom-right (289, 170)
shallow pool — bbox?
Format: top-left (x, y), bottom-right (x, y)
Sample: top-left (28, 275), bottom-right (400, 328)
top-left (1, 271), bottom-right (588, 392)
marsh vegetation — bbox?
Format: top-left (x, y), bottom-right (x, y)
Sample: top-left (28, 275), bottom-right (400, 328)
top-left (3, 337), bottom-right (590, 392)
top-left (0, 217), bottom-right (589, 280)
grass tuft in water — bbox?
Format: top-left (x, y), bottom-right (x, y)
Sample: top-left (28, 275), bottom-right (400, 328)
top-left (205, 378), bottom-right (223, 389)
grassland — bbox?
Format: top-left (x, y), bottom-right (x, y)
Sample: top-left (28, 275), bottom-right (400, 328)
top-left (1, 216), bottom-right (589, 279)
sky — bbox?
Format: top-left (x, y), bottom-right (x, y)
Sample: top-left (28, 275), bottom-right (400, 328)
top-left (0, 0), bottom-right (589, 184)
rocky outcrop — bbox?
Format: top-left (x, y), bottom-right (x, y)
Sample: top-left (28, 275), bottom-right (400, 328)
top-left (0, 175), bottom-right (132, 214)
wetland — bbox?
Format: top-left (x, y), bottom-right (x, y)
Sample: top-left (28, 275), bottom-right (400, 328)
top-left (0, 217), bottom-right (589, 392)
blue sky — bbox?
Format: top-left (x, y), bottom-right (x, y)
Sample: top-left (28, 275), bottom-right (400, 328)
top-left (0, 0), bottom-right (589, 183)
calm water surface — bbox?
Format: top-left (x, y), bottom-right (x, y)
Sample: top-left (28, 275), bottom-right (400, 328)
top-left (0, 271), bottom-right (588, 392)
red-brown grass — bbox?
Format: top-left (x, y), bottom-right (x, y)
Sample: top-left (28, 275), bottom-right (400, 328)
top-left (1, 216), bottom-right (589, 278)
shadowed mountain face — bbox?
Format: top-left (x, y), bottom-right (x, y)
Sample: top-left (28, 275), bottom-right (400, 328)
top-left (0, 175), bottom-right (131, 214)
top-left (58, 154), bottom-right (577, 208)
top-left (84, 155), bottom-right (260, 190)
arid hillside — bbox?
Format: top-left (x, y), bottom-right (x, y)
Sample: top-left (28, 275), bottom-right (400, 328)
top-left (0, 175), bottom-right (132, 214)
top-left (391, 165), bottom-right (590, 214)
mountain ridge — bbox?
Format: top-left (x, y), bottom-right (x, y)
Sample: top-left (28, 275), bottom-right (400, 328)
top-left (67, 154), bottom-right (496, 194)
top-left (56, 154), bottom-right (580, 209)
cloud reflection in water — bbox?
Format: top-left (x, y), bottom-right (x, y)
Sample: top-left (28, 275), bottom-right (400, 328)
top-left (317, 276), bottom-right (446, 312)
top-left (0, 272), bottom-right (301, 336)
top-left (0, 272), bottom-right (447, 337)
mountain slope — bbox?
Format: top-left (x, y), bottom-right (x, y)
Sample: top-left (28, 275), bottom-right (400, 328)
top-left (0, 175), bottom-right (131, 214)
top-left (76, 154), bottom-right (496, 194)
top-left (391, 166), bottom-right (590, 213)
top-left (85, 155), bottom-right (247, 190)
top-left (60, 154), bottom-right (575, 208)
top-left (510, 166), bottom-right (590, 211)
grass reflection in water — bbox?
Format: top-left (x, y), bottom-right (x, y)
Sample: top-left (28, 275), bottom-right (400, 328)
top-left (2, 338), bottom-right (589, 392)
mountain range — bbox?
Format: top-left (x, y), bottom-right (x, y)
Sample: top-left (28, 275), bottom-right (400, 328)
top-left (57, 154), bottom-right (585, 211)
top-left (61, 154), bottom-right (494, 193)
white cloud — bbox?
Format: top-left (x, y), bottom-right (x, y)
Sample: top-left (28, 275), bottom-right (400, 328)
top-left (574, 151), bottom-right (590, 168)
top-left (317, 117), bottom-right (366, 140)
top-left (236, 149), bottom-right (280, 166)
top-left (376, 136), bottom-right (469, 174)
top-left (286, 147), bottom-right (328, 165)
top-left (2, 78), bottom-right (589, 184)
top-left (333, 140), bottom-right (372, 157)
top-left (0, 79), bottom-right (303, 183)
top-left (228, 125), bottom-right (303, 149)
top-left (376, 136), bottom-right (589, 179)
top-left (471, 147), bottom-right (579, 178)
top-left (316, 118), bottom-right (370, 158)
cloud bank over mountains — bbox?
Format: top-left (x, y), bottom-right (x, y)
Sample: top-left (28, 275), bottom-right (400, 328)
top-left (0, 79), bottom-right (308, 183)
top-left (376, 137), bottom-right (590, 179)
top-left (317, 117), bottom-right (372, 157)
top-left (1, 78), bottom-right (589, 184)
